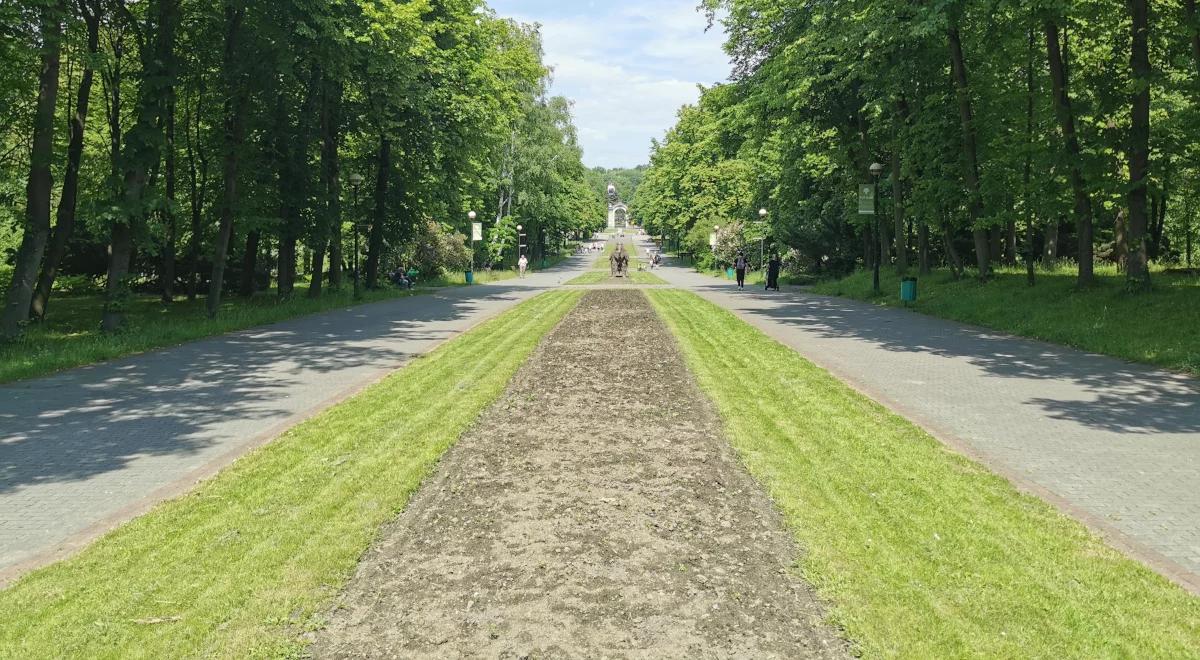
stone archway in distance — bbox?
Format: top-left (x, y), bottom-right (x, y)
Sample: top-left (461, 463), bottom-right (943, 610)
top-left (608, 203), bottom-right (629, 229)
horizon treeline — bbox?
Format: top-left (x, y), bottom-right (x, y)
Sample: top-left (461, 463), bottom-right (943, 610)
top-left (0, 0), bottom-right (600, 338)
top-left (636, 0), bottom-right (1200, 285)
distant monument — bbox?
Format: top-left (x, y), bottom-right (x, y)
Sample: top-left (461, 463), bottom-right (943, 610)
top-left (607, 183), bottom-right (629, 230)
top-left (610, 244), bottom-right (629, 278)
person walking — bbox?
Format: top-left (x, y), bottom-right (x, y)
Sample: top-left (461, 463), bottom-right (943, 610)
top-left (766, 252), bottom-right (782, 291)
top-left (734, 251), bottom-right (748, 289)
top-left (518, 254), bottom-right (529, 279)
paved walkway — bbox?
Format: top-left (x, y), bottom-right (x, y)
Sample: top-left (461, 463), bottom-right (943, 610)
top-left (647, 246), bottom-right (1200, 592)
top-left (0, 257), bottom-right (592, 581)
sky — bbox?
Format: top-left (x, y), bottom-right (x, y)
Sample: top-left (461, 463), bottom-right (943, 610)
top-left (487, 0), bottom-right (732, 169)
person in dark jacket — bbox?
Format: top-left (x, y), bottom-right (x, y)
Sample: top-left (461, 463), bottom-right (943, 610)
top-left (766, 252), bottom-right (782, 291)
top-left (734, 252), bottom-right (748, 289)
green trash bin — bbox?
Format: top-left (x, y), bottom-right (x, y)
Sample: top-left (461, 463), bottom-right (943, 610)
top-left (901, 277), bottom-right (918, 303)
top-left (465, 270), bottom-right (474, 285)
top-left (726, 267), bottom-right (735, 280)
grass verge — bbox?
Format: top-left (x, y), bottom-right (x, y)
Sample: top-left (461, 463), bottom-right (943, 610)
top-left (565, 270), bottom-right (667, 286)
top-left (0, 284), bottom-right (436, 384)
top-left (648, 288), bottom-right (1200, 658)
top-left (0, 290), bottom-right (582, 658)
top-left (811, 265), bottom-right (1200, 375)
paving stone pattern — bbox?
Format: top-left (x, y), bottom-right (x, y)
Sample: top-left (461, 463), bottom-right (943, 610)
top-left (650, 247), bottom-right (1200, 588)
top-left (0, 259), bottom-right (591, 578)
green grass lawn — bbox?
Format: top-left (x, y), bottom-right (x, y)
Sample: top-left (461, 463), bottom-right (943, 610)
top-left (649, 289), bottom-right (1200, 658)
top-left (0, 290), bottom-right (582, 658)
top-left (0, 284), bottom-right (430, 384)
top-left (811, 265), bottom-right (1200, 375)
top-left (0, 266), bottom-right (544, 384)
top-left (565, 270), bottom-right (668, 286)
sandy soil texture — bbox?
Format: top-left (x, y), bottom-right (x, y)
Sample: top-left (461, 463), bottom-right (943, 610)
top-left (311, 289), bottom-right (847, 658)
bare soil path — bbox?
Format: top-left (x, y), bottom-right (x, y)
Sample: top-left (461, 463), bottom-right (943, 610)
top-left (312, 289), bottom-right (846, 658)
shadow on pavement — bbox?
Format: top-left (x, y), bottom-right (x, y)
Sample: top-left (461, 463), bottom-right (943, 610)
top-left (0, 280), bottom-right (562, 495)
top-left (677, 276), bottom-right (1199, 436)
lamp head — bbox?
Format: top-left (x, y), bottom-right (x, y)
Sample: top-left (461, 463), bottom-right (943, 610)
top-left (869, 162), bottom-right (885, 177)
top-left (468, 211), bottom-right (477, 221)
top-left (759, 208), bottom-right (769, 218)
top-left (348, 173), bottom-right (365, 188)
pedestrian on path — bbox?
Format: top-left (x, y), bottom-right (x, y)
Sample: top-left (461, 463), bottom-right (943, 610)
top-left (766, 253), bottom-right (782, 291)
top-left (518, 255), bottom-right (529, 278)
top-left (734, 252), bottom-right (748, 289)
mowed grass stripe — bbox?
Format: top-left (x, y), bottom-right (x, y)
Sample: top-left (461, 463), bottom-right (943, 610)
top-left (647, 289), bottom-right (1199, 659)
top-left (0, 290), bottom-right (582, 659)
top-left (564, 270), bottom-right (668, 286)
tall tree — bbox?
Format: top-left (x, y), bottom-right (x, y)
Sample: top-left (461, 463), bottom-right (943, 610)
top-left (1, 0), bottom-right (66, 339)
top-left (1044, 18), bottom-right (1096, 286)
top-left (102, 0), bottom-right (179, 332)
top-left (31, 0), bottom-right (102, 320)
top-left (1126, 0), bottom-right (1152, 289)
top-left (206, 2), bottom-right (247, 318)
top-left (947, 21), bottom-right (992, 279)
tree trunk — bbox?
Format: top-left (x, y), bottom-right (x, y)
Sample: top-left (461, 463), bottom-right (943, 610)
top-left (891, 156), bottom-right (907, 275)
top-left (310, 76), bottom-right (341, 298)
top-left (1150, 186), bottom-right (1168, 260)
top-left (239, 230), bottom-right (259, 297)
top-left (326, 83), bottom-right (345, 291)
top-left (1115, 209), bottom-right (1129, 271)
top-left (184, 80), bottom-right (207, 301)
top-left (989, 227), bottom-right (1003, 264)
top-left (161, 88), bottom-right (177, 302)
top-left (942, 221), bottom-right (964, 280)
top-left (1005, 218), bottom-right (1018, 266)
top-left (878, 206), bottom-right (891, 273)
top-left (1126, 0), bottom-right (1152, 290)
top-left (1044, 220), bottom-right (1060, 264)
top-left (206, 5), bottom-right (247, 318)
top-left (947, 25), bottom-right (991, 279)
top-left (329, 222), bottom-right (343, 288)
top-left (0, 3), bottom-right (65, 338)
top-left (103, 0), bottom-right (179, 332)
top-left (31, 2), bottom-right (99, 321)
top-left (366, 136), bottom-right (390, 289)
top-left (276, 73), bottom-right (317, 299)
top-left (1024, 28), bottom-right (1037, 287)
top-left (1044, 21), bottom-right (1096, 286)
top-left (918, 220), bottom-right (931, 275)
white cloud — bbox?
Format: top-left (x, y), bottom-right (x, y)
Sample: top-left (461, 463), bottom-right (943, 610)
top-left (490, 0), bottom-right (731, 167)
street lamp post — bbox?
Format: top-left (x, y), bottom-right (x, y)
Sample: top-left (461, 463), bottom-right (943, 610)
top-left (517, 224), bottom-right (526, 259)
top-left (348, 173), bottom-right (365, 300)
top-left (869, 162), bottom-right (885, 295)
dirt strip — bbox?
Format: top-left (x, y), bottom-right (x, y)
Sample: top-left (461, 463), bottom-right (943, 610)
top-left (311, 289), bottom-right (847, 658)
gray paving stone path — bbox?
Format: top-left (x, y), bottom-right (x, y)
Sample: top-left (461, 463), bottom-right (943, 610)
top-left (647, 243), bottom-right (1200, 593)
top-left (0, 256), bottom-right (592, 581)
